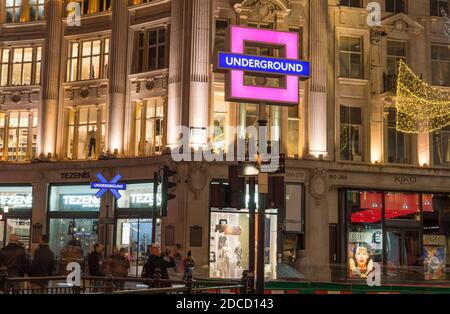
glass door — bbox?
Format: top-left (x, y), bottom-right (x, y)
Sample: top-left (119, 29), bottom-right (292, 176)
top-left (115, 218), bottom-right (152, 277)
top-left (49, 218), bottom-right (99, 259)
top-left (385, 229), bottom-right (422, 281)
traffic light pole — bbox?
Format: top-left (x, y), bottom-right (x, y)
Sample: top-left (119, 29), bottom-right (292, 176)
top-left (248, 176), bottom-right (256, 289)
top-left (152, 171), bottom-right (158, 244)
top-left (256, 107), bottom-right (267, 294)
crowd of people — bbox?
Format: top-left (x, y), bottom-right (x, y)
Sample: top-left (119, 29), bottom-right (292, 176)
top-left (0, 233), bottom-right (196, 290)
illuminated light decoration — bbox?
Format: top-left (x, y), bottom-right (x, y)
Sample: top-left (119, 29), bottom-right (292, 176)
top-left (217, 26), bottom-right (310, 105)
top-left (396, 60), bottom-right (450, 133)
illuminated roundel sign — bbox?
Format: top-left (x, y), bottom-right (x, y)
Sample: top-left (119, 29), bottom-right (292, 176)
top-left (216, 26), bottom-right (310, 105)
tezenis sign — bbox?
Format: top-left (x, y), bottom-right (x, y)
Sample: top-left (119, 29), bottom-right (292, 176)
top-left (216, 26), bottom-right (310, 105)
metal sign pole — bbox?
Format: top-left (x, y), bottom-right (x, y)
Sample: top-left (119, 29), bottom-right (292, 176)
top-left (152, 171), bottom-right (158, 244)
top-left (248, 176), bottom-right (256, 290)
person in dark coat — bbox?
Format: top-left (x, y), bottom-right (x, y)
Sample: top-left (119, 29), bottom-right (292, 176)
top-left (142, 245), bottom-right (175, 287)
top-left (29, 235), bottom-right (55, 288)
top-left (88, 243), bottom-right (104, 277)
top-left (0, 234), bottom-right (29, 289)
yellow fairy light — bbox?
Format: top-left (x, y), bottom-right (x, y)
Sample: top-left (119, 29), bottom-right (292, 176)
top-left (396, 60), bottom-right (450, 133)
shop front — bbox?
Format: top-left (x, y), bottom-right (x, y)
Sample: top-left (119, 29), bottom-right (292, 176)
top-left (0, 186), bottom-right (33, 250)
top-left (342, 189), bottom-right (450, 282)
top-left (47, 184), bottom-right (100, 260)
top-left (208, 181), bottom-right (278, 280)
top-left (115, 182), bottom-right (161, 277)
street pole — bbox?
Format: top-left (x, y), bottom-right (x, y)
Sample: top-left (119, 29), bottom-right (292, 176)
top-left (257, 190), bottom-right (266, 294)
top-left (248, 176), bottom-right (256, 290)
top-left (152, 171), bottom-right (158, 244)
top-left (256, 105), bottom-right (268, 294)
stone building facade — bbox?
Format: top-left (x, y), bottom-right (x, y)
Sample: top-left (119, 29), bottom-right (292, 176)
top-left (0, 0), bottom-right (450, 282)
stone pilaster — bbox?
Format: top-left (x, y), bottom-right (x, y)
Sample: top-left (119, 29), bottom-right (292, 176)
top-left (40, 0), bottom-right (62, 158)
top-left (189, 0), bottom-right (211, 145)
top-left (108, 0), bottom-right (129, 155)
top-left (167, 0), bottom-right (184, 147)
top-left (308, 0), bottom-right (328, 157)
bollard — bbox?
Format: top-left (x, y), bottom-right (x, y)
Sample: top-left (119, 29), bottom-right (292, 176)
top-left (240, 270), bottom-right (249, 294)
top-left (154, 268), bottom-right (161, 288)
top-left (185, 272), bottom-right (193, 294)
top-left (0, 267), bottom-right (7, 294)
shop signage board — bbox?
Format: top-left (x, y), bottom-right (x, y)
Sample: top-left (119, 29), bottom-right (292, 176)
top-left (216, 25), bottom-right (310, 105)
top-left (91, 172), bottom-right (126, 199)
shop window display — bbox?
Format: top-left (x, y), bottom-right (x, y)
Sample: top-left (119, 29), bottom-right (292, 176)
top-left (210, 212), bottom-right (249, 279)
top-left (423, 194), bottom-right (450, 280)
top-left (346, 190), bottom-right (383, 279)
top-left (209, 209), bottom-right (278, 280)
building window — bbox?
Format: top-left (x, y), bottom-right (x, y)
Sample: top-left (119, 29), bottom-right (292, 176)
top-left (0, 111), bottom-right (37, 162)
top-left (339, 0), bottom-right (363, 7)
top-left (430, 0), bottom-right (449, 16)
top-left (214, 19), bottom-right (229, 57)
top-left (386, 0), bottom-right (406, 13)
top-left (66, 106), bottom-right (106, 160)
top-left (66, 0), bottom-right (111, 16)
top-left (433, 125), bottom-right (450, 166)
top-left (134, 99), bottom-right (164, 156)
top-left (212, 90), bottom-right (228, 152)
top-left (5, 0), bottom-right (45, 23)
top-left (431, 44), bottom-right (450, 86)
top-left (340, 106), bottom-right (362, 161)
top-left (66, 38), bottom-right (109, 82)
top-left (0, 46), bottom-right (42, 86)
top-left (133, 28), bottom-right (167, 74)
top-left (339, 36), bottom-right (363, 79)
top-left (386, 108), bottom-right (408, 164)
top-left (288, 105), bottom-right (300, 159)
top-left (387, 40), bottom-right (407, 75)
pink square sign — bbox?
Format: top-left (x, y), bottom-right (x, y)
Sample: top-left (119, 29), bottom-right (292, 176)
top-left (226, 26), bottom-right (300, 105)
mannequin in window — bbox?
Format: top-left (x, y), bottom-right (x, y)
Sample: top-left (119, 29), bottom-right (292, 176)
top-left (88, 129), bottom-right (97, 158)
top-left (219, 240), bottom-right (232, 278)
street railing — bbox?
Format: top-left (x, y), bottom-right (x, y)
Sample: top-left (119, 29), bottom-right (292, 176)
top-left (0, 268), bottom-right (251, 295)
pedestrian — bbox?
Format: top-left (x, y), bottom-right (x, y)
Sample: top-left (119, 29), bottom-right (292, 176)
top-left (88, 243), bottom-right (104, 277)
top-left (59, 239), bottom-right (84, 276)
top-left (29, 235), bottom-right (55, 289)
top-left (183, 251), bottom-right (196, 280)
top-left (0, 234), bottom-right (29, 290)
top-left (105, 247), bottom-right (130, 290)
top-left (142, 245), bottom-right (175, 287)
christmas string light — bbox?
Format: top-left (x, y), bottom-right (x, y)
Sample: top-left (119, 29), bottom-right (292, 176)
top-left (396, 60), bottom-right (450, 133)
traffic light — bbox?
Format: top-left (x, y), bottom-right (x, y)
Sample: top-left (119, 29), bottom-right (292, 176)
top-left (161, 166), bottom-right (177, 217)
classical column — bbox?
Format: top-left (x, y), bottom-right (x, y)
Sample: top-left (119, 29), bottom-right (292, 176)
top-left (189, 0), bottom-right (211, 146)
top-left (40, 0), bottom-right (62, 158)
top-left (108, 0), bottom-right (128, 154)
top-left (167, 0), bottom-right (184, 148)
top-left (308, 0), bottom-right (328, 157)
